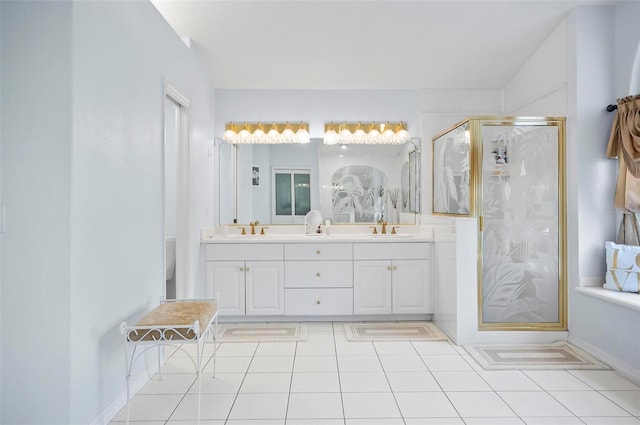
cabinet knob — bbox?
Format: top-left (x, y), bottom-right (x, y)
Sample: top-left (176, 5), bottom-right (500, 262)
top-left (239, 267), bottom-right (244, 271)
top-left (316, 250), bottom-right (321, 254)
top-left (315, 272), bottom-right (321, 277)
top-left (245, 267), bottom-right (250, 271)
top-left (387, 266), bottom-right (392, 271)
top-left (316, 300), bottom-right (321, 304)
top-left (393, 266), bottom-right (398, 271)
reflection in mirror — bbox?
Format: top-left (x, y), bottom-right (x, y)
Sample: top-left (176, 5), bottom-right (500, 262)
top-left (433, 121), bottom-right (471, 215)
top-left (217, 138), bottom-right (421, 225)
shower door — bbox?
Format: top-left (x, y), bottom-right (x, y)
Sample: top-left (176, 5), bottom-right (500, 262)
top-left (478, 119), bottom-right (566, 330)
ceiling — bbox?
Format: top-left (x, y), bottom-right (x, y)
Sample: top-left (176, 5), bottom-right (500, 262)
top-left (152, 0), bottom-right (615, 90)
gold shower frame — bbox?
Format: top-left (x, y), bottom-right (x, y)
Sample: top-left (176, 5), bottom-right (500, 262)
top-left (433, 117), bottom-right (567, 331)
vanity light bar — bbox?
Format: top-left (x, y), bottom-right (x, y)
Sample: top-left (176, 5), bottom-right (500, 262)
top-left (223, 121), bottom-right (310, 144)
top-left (323, 121), bottom-right (410, 145)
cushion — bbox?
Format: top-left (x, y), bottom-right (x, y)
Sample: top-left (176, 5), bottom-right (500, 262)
top-left (128, 300), bottom-right (217, 342)
top-left (604, 241), bottom-right (640, 293)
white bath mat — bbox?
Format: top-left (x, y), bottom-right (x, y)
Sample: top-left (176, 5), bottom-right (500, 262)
top-left (216, 323), bottom-right (308, 342)
top-left (464, 341), bottom-right (610, 370)
top-left (343, 322), bottom-right (448, 342)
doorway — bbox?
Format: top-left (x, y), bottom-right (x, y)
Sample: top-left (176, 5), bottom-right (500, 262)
top-left (164, 84), bottom-right (191, 299)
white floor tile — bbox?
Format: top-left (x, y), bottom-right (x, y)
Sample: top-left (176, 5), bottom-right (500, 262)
top-left (385, 371), bottom-right (441, 392)
top-left (161, 356), bottom-right (202, 374)
top-left (228, 393), bottom-right (289, 420)
top-left (188, 373), bottom-right (244, 394)
top-left (374, 341), bottom-right (417, 355)
top-left (139, 374), bottom-right (196, 394)
top-left (568, 370), bottom-right (640, 390)
top-left (520, 417), bottom-right (584, 425)
top-left (112, 394), bottom-right (183, 422)
top-left (336, 342), bottom-right (377, 356)
top-left (342, 392), bottom-right (401, 418)
top-left (432, 371), bottom-right (493, 392)
top-left (240, 372), bottom-right (291, 393)
top-left (214, 356), bottom-right (253, 373)
top-left (463, 418), bottom-right (525, 424)
top-left (248, 356), bottom-right (294, 373)
top-left (290, 372), bottom-right (340, 393)
top-left (498, 391), bottom-right (574, 417)
top-left (394, 391), bottom-right (459, 418)
top-left (118, 321), bottom-right (638, 424)
top-left (579, 417), bottom-right (640, 424)
top-left (338, 355), bottom-right (383, 372)
top-left (421, 355), bottom-right (474, 371)
top-left (293, 355), bottom-right (338, 372)
top-left (287, 392), bottom-right (343, 419)
top-left (549, 390), bottom-right (633, 417)
top-left (169, 394), bottom-right (236, 420)
top-left (255, 342), bottom-right (297, 356)
top-left (295, 342), bottom-right (336, 356)
top-left (339, 372), bottom-right (391, 392)
top-left (477, 370), bottom-right (541, 391)
top-left (403, 419), bottom-right (464, 425)
top-left (600, 390), bottom-right (640, 415)
top-left (412, 341), bottom-right (459, 355)
top-left (523, 370), bottom-right (593, 391)
top-left (446, 391), bottom-right (516, 418)
top-left (379, 355), bottom-right (427, 372)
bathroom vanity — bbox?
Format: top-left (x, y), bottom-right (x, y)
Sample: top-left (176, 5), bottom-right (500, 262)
top-left (201, 228), bottom-right (433, 321)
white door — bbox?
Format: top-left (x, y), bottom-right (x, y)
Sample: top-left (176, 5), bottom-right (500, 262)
top-left (392, 260), bottom-right (431, 314)
top-left (245, 261), bottom-right (284, 315)
top-left (206, 261), bottom-right (245, 316)
top-left (354, 261), bottom-right (392, 314)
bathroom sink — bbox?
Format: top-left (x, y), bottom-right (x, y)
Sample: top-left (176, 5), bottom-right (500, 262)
top-left (366, 233), bottom-right (413, 238)
top-left (224, 234), bottom-right (274, 239)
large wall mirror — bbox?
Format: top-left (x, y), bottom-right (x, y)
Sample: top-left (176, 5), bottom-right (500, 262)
top-left (217, 138), bottom-right (421, 226)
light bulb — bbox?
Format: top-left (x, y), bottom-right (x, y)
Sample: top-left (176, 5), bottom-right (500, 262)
top-left (296, 126), bottom-right (310, 144)
top-left (324, 129), bottom-right (338, 145)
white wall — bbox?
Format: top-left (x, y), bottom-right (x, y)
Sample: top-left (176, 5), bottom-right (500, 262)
top-left (504, 20), bottom-right (567, 116)
top-left (1, 2), bottom-right (214, 423)
top-left (1, 2), bottom-right (73, 423)
top-left (566, 2), bottom-right (640, 383)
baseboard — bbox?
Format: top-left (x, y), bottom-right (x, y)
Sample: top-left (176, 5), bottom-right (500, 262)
top-left (89, 362), bottom-right (160, 425)
top-left (569, 334), bottom-right (640, 385)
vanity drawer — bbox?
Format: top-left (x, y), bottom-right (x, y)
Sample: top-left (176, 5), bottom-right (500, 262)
top-left (284, 243), bottom-right (353, 261)
top-left (285, 261), bottom-right (352, 288)
top-left (285, 288), bottom-right (353, 315)
top-left (353, 243), bottom-right (430, 260)
top-left (206, 243), bottom-right (284, 261)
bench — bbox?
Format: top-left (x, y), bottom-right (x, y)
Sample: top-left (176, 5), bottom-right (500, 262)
top-left (120, 298), bottom-right (218, 419)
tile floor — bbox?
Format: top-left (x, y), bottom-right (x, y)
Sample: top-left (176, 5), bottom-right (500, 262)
top-left (110, 322), bottom-right (640, 425)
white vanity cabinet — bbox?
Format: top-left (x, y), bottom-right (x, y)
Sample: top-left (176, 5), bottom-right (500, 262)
top-left (353, 243), bottom-right (432, 315)
top-left (205, 244), bottom-right (284, 316)
top-left (284, 243), bottom-right (354, 315)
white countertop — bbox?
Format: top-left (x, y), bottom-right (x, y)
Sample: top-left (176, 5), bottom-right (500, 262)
top-left (201, 234), bottom-right (432, 243)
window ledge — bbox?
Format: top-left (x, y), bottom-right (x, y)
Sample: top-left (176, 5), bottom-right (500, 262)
top-left (575, 286), bottom-right (640, 312)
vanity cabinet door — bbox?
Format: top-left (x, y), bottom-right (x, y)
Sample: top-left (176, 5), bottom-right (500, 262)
top-left (245, 261), bottom-right (284, 315)
top-left (206, 261), bottom-right (245, 316)
top-left (353, 261), bottom-right (392, 314)
top-left (392, 260), bottom-right (432, 314)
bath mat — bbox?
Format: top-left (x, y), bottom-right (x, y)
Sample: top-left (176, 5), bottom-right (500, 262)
top-left (216, 323), bottom-right (308, 342)
top-left (463, 341), bottom-right (610, 370)
top-left (343, 322), bottom-right (448, 342)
